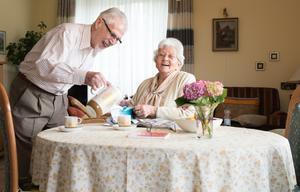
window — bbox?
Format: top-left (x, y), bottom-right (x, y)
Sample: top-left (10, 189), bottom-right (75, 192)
top-left (75, 0), bottom-right (168, 98)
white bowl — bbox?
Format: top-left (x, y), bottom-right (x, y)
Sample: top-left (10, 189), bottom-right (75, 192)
top-left (175, 118), bottom-right (223, 133)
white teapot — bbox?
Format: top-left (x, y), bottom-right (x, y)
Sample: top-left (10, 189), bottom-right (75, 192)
top-left (86, 86), bottom-right (122, 118)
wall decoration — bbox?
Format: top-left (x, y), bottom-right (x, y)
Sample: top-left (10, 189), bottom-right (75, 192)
top-left (255, 61), bottom-right (265, 71)
top-left (269, 51), bottom-right (280, 61)
top-left (213, 18), bottom-right (238, 51)
top-left (0, 31), bottom-right (6, 54)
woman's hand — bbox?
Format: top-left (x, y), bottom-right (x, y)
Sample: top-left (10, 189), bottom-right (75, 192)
top-left (134, 104), bottom-right (157, 118)
top-left (85, 71), bottom-right (111, 90)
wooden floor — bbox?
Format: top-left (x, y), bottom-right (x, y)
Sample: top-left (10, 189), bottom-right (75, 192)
top-left (0, 156), bottom-right (39, 192)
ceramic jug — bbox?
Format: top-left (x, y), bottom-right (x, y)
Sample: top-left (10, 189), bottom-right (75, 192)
top-left (86, 86), bottom-right (122, 118)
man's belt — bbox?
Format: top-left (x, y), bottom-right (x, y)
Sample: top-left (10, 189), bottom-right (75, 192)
top-left (17, 73), bottom-right (55, 96)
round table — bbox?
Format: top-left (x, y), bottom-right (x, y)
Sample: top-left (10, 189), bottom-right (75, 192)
top-left (31, 125), bottom-right (296, 192)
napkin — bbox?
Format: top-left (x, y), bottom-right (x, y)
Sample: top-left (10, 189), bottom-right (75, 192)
top-left (137, 118), bottom-right (177, 132)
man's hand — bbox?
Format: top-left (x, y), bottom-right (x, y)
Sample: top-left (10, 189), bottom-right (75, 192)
top-left (134, 104), bottom-right (157, 118)
top-left (85, 71), bottom-right (110, 90)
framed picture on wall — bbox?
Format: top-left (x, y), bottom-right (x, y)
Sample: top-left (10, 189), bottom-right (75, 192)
top-left (212, 18), bottom-right (238, 51)
top-left (269, 51), bottom-right (280, 61)
top-left (255, 61), bottom-right (265, 71)
top-left (0, 31), bottom-right (6, 54)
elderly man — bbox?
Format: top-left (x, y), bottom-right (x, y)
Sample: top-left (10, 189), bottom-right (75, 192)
top-left (9, 7), bottom-right (127, 189)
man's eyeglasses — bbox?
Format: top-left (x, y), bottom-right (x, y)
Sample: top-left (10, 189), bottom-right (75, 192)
top-left (102, 18), bottom-right (122, 44)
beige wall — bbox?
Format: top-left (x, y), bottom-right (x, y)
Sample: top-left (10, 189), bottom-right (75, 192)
top-left (0, 0), bottom-right (299, 111)
top-left (0, 0), bottom-right (57, 90)
top-left (0, 0), bottom-right (57, 62)
top-left (0, 0), bottom-right (31, 62)
top-left (30, 0), bottom-right (58, 30)
top-left (193, 0), bottom-right (300, 112)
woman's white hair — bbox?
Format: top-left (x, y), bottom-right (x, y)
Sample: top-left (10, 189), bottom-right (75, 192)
top-left (154, 38), bottom-right (185, 66)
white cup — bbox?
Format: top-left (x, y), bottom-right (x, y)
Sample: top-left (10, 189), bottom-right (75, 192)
top-left (117, 115), bottom-right (131, 127)
top-left (65, 116), bottom-right (82, 128)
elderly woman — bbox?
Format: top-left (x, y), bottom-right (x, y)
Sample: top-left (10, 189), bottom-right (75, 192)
top-left (121, 38), bottom-right (196, 120)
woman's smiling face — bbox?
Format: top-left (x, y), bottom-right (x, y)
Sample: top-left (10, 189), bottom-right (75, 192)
top-left (155, 46), bottom-right (180, 75)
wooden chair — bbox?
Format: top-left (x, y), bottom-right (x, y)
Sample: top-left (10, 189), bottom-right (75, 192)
top-left (288, 102), bottom-right (300, 189)
top-left (0, 82), bottom-right (19, 192)
top-left (285, 86), bottom-right (300, 137)
top-left (269, 86), bottom-right (300, 137)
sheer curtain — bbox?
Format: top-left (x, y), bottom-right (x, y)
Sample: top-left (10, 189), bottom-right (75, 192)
top-left (75, 0), bottom-right (168, 98)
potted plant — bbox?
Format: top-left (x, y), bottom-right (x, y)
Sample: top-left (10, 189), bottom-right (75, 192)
top-left (6, 21), bottom-right (47, 65)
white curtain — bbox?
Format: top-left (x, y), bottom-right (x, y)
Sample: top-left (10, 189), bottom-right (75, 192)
top-left (75, 0), bottom-right (168, 99)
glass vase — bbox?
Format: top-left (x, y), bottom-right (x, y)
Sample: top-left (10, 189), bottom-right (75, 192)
top-left (195, 104), bottom-right (218, 138)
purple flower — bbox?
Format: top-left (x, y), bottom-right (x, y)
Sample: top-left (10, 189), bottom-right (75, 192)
top-left (183, 80), bottom-right (224, 100)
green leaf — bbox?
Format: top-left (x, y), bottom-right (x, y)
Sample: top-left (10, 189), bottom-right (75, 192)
top-left (6, 22), bottom-right (47, 65)
top-left (175, 97), bottom-right (189, 106)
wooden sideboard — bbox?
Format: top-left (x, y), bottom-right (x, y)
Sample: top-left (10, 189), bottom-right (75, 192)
top-left (0, 62), bottom-right (18, 92)
top-left (0, 62), bottom-right (5, 157)
top-left (0, 61), bottom-right (6, 83)
top-left (0, 61), bottom-right (18, 157)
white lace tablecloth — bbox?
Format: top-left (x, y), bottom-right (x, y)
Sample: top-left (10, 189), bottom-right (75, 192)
top-left (31, 125), bottom-right (296, 192)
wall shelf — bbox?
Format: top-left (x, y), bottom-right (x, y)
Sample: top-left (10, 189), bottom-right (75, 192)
top-left (281, 81), bottom-right (300, 90)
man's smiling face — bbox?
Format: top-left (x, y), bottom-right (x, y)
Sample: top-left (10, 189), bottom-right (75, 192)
top-left (91, 18), bottom-right (125, 50)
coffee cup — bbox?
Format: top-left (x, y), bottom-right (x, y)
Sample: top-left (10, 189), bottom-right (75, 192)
top-left (117, 115), bottom-right (131, 127)
top-left (65, 116), bottom-right (82, 128)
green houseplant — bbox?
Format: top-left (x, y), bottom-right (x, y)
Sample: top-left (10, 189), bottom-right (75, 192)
top-left (6, 21), bottom-right (47, 65)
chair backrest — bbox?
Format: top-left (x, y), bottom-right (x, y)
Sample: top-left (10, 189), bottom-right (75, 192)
top-left (0, 82), bottom-right (18, 192)
top-left (285, 86), bottom-right (300, 137)
top-left (288, 102), bottom-right (300, 186)
top-left (225, 87), bottom-right (280, 116)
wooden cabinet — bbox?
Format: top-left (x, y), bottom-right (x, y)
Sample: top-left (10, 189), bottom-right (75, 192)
top-left (0, 62), bottom-right (4, 157)
top-left (0, 62), bottom-right (18, 92)
top-left (0, 62), bottom-right (5, 83)
top-left (0, 61), bottom-right (18, 157)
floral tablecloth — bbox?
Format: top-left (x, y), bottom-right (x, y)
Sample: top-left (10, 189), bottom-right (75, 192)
top-left (31, 125), bottom-right (296, 192)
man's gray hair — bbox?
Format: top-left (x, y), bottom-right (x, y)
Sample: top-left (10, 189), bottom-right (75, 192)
top-left (154, 38), bottom-right (185, 66)
top-left (99, 7), bottom-right (128, 31)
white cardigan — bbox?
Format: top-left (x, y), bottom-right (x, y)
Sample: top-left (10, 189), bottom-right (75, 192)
top-left (130, 71), bottom-right (196, 120)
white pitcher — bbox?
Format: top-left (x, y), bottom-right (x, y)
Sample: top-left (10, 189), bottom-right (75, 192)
top-left (86, 85), bottom-right (122, 118)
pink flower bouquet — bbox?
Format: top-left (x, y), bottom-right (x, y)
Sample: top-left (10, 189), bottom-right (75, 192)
top-left (176, 80), bottom-right (227, 106)
top-left (176, 80), bottom-right (227, 138)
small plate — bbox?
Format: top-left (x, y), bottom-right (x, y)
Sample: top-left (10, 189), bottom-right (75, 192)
top-left (112, 124), bottom-right (137, 131)
top-left (58, 126), bottom-right (83, 132)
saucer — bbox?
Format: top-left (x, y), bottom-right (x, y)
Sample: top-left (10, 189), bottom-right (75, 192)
top-left (112, 124), bottom-right (137, 131)
top-left (58, 126), bottom-right (83, 132)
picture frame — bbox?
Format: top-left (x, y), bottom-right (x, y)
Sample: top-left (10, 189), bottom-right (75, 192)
top-left (269, 51), bottom-right (280, 61)
top-left (0, 31), bottom-right (6, 54)
top-left (212, 17), bottom-right (238, 51)
top-left (255, 61), bottom-right (265, 71)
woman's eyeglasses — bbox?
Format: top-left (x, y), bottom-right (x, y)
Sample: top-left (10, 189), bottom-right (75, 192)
top-left (102, 18), bottom-right (122, 44)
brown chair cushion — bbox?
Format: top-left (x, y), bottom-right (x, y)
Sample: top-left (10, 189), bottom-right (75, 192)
top-left (68, 96), bottom-right (95, 118)
top-left (215, 97), bottom-right (260, 118)
top-left (67, 106), bottom-right (89, 119)
top-left (225, 87), bottom-right (280, 116)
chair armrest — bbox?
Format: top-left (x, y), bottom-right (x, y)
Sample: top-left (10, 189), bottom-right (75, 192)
top-left (267, 111), bottom-right (287, 129)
